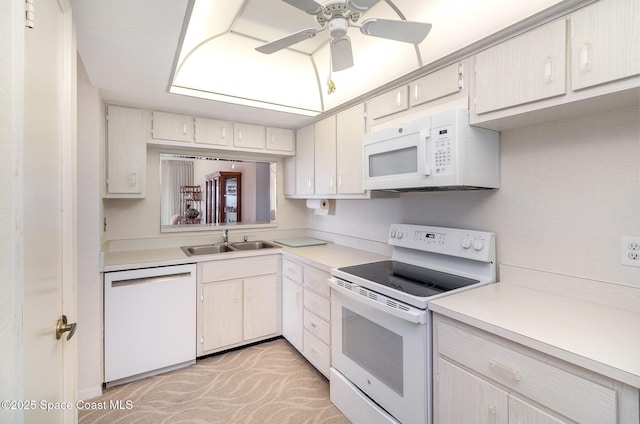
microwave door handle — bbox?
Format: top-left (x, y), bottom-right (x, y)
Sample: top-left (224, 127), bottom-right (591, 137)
top-left (421, 130), bottom-right (432, 176)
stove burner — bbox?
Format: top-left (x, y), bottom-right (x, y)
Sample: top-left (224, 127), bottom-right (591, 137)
top-left (337, 260), bottom-right (479, 298)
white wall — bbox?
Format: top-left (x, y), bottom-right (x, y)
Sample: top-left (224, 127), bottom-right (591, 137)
top-left (0, 1), bottom-right (24, 421)
top-left (309, 106), bottom-right (640, 288)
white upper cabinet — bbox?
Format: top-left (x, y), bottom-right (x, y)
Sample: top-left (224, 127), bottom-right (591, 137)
top-left (194, 117), bottom-right (232, 147)
top-left (336, 103), bottom-right (366, 195)
top-left (367, 86), bottom-right (409, 121)
top-left (570, 0), bottom-right (640, 91)
top-left (294, 124), bottom-right (315, 196)
top-left (266, 127), bottom-right (295, 153)
top-left (233, 122), bottom-right (265, 150)
top-left (410, 63), bottom-right (464, 108)
top-left (474, 19), bottom-right (567, 114)
top-left (314, 116), bottom-right (337, 195)
top-left (151, 111), bottom-right (194, 142)
top-left (105, 105), bottom-right (147, 198)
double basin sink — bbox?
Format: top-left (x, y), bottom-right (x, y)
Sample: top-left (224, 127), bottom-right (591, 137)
top-left (181, 241), bottom-right (279, 257)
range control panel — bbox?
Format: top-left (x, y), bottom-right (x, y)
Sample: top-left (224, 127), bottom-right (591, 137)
top-left (389, 224), bottom-right (495, 263)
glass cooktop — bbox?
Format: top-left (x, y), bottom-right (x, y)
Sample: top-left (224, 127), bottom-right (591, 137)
top-left (337, 260), bottom-right (479, 298)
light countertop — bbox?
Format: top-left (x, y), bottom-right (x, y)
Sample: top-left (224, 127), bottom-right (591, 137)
top-left (102, 240), bottom-right (388, 273)
top-left (429, 282), bottom-right (640, 389)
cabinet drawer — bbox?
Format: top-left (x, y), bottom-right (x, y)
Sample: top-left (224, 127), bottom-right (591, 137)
top-left (304, 288), bottom-right (330, 322)
top-left (304, 309), bottom-right (330, 345)
top-left (199, 255), bottom-right (279, 283)
top-left (283, 258), bottom-right (303, 284)
top-left (303, 266), bottom-right (330, 297)
top-left (304, 329), bottom-right (330, 377)
top-left (437, 319), bottom-right (617, 424)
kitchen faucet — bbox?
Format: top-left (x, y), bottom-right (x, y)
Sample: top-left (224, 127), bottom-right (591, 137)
top-left (223, 229), bottom-right (229, 244)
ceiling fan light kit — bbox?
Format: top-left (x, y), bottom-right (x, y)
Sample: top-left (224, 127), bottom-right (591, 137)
top-left (256, 0), bottom-right (431, 72)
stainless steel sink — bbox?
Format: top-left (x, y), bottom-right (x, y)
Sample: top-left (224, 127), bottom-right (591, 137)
top-left (181, 244), bottom-right (234, 256)
top-left (181, 240), bottom-right (278, 256)
top-left (229, 241), bottom-right (278, 251)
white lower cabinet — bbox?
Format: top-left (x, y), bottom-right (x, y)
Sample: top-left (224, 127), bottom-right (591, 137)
top-left (281, 257), bottom-right (331, 377)
top-left (434, 315), bottom-right (638, 424)
top-left (197, 255), bottom-right (280, 356)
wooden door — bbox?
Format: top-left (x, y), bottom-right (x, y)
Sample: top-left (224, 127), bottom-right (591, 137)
top-left (22, 1), bottom-right (77, 422)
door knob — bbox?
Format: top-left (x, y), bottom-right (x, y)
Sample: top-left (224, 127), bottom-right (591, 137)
top-left (56, 315), bottom-right (77, 341)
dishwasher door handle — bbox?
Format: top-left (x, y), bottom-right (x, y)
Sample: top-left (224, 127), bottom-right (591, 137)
top-left (111, 272), bottom-right (192, 288)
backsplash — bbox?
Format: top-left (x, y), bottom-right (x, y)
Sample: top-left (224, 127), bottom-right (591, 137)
top-left (307, 106), bottom-right (640, 288)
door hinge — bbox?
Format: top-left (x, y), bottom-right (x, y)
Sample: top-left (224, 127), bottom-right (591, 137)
top-left (25, 0), bottom-right (35, 28)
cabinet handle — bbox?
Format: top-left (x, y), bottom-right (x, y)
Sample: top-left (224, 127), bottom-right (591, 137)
top-left (221, 127), bottom-right (226, 139)
top-left (413, 83), bottom-right (419, 100)
top-left (308, 176), bottom-right (312, 189)
top-left (338, 174), bottom-right (343, 189)
top-left (182, 123), bottom-right (187, 135)
top-left (489, 360), bottom-right (521, 381)
top-left (580, 42), bottom-right (591, 71)
top-left (111, 272), bottom-right (191, 287)
top-left (489, 406), bottom-right (497, 424)
top-left (238, 129), bottom-right (242, 140)
top-left (396, 90), bottom-right (402, 107)
top-left (129, 172), bottom-right (137, 188)
top-left (330, 175), bottom-right (334, 189)
top-left (544, 56), bottom-right (553, 82)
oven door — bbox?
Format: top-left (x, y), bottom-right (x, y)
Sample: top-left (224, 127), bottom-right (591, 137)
top-left (330, 278), bottom-right (429, 424)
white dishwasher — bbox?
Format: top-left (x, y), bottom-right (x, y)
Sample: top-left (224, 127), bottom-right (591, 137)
top-left (104, 264), bottom-right (196, 386)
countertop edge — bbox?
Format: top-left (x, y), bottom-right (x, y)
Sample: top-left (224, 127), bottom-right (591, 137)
top-left (429, 283), bottom-right (640, 389)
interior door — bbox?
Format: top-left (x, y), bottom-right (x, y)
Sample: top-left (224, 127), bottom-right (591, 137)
top-left (23, 0), bottom-right (77, 423)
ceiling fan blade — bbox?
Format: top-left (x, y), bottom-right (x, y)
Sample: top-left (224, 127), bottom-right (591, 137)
top-left (360, 18), bottom-right (432, 44)
top-left (281, 0), bottom-right (325, 15)
top-left (331, 36), bottom-right (354, 72)
top-left (346, 0), bottom-right (381, 13)
top-left (255, 29), bottom-right (318, 54)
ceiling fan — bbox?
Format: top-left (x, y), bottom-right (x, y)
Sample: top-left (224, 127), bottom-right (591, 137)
top-left (255, 0), bottom-right (432, 71)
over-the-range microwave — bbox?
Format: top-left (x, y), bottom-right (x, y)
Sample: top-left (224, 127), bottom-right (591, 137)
top-left (363, 109), bottom-right (500, 191)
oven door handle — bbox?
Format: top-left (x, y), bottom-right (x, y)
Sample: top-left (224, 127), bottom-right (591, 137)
top-left (328, 278), bottom-right (427, 324)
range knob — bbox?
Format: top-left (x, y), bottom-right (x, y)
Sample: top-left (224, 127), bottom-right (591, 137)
top-left (396, 232), bottom-right (404, 240)
top-left (461, 237), bottom-right (472, 249)
top-left (390, 230), bottom-right (397, 239)
top-left (473, 239), bottom-right (485, 251)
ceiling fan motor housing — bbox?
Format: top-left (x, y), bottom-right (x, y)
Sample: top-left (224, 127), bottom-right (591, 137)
top-left (329, 18), bottom-right (349, 38)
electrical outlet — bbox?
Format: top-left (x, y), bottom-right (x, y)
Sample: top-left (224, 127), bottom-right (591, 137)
top-left (621, 236), bottom-right (640, 267)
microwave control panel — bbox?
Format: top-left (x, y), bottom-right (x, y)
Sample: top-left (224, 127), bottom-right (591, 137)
top-left (432, 124), bottom-right (454, 175)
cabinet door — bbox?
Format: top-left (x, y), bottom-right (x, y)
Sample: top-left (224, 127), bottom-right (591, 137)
top-left (437, 358), bottom-right (508, 424)
top-left (475, 19), bottom-right (567, 114)
top-left (509, 397), bottom-right (567, 424)
top-left (410, 63), bottom-right (463, 107)
top-left (266, 127), bottom-right (295, 153)
top-left (571, 0), bottom-right (640, 90)
top-left (201, 280), bottom-right (243, 351)
top-left (244, 275), bottom-right (278, 341)
top-left (295, 124), bottom-right (315, 195)
top-left (336, 103), bottom-right (365, 194)
top-left (151, 111), bottom-right (194, 142)
top-left (366, 86), bottom-right (409, 120)
top-left (282, 277), bottom-right (303, 351)
top-left (195, 117), bottom-right (232, 147)
top-left (234, 123), bottom-right (265, 149)
top-left (105, 105), bottom-right (146, 196)
top-left (314, 116), bottom-right (337, 195)
top-left (283, 156), bottom-right (296, 196)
